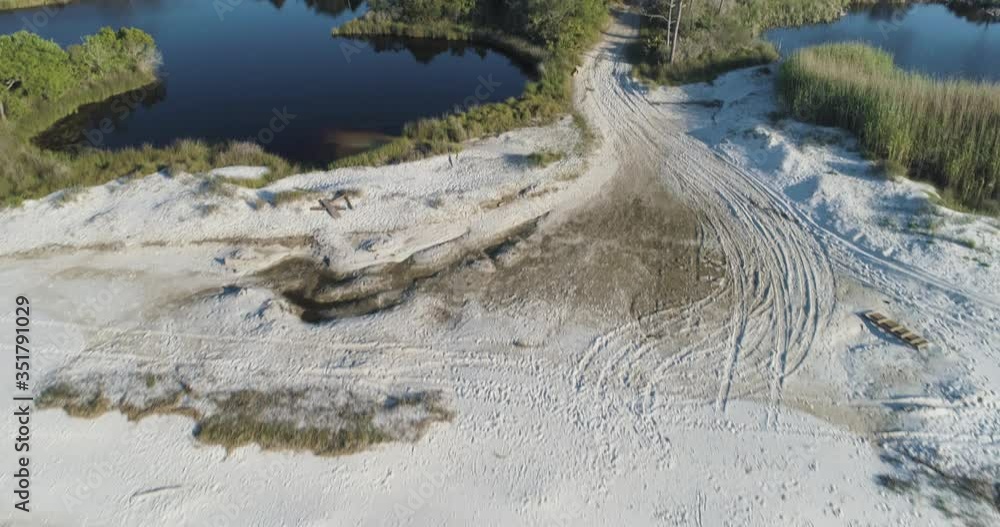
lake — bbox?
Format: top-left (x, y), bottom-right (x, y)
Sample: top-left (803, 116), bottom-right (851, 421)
top-left (0, 0), bottom-right (535, 165)
top-left (765, 3), bottom-right (1000, 82)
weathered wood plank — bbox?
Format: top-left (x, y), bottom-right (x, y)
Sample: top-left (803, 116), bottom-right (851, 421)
top-left (863, 311), bottom-right (929, 350)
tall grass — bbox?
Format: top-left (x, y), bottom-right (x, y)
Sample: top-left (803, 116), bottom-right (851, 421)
top-left (779, 43), bottom-right (1000, 211)
top-left (0, 135), bottom-right (296, 206)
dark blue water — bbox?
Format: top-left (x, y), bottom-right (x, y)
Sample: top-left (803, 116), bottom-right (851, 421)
top-left (765, 3), bottom-right (1000, 82)
top-left (0, 0), bottom-right (534, 164)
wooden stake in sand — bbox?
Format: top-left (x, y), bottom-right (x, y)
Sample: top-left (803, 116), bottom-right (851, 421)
top-left (310, 190), bottom-right (354, 219)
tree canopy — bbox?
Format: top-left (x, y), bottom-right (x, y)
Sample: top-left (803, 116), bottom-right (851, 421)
top-left (0, 28), bottom-right (158, 122)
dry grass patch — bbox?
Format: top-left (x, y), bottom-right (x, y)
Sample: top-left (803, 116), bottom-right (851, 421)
top-left (37, 383), bottom-right (111, 419)
top-left (37, 377), bottom-right (452, 457)
top-left (527, 149), bottom-right (565, 167)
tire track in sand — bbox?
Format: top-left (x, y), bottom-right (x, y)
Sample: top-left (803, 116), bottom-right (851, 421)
top-left (569, 9), bottom-right (836, 429)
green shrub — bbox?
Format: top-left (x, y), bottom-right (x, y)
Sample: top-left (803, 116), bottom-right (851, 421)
top-left (71, 27), bottom-right (160, 76)
top-left (0, 32), bottom-right (75, 121)
top-left (0, 28), bottom-right (159, 128)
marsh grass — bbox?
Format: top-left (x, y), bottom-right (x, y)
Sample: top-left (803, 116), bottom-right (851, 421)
top-left (0, 136), bottom-right (297, 206)
top-left (0, 0), bottom-right (69, 11)
top-left (195, 389), bottom-right (454, 456)
top-left (779, 43), bottom-right (1000, 212)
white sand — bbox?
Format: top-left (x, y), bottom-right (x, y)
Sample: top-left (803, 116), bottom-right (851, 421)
top-left (1, 11), bottom-right (997, 527)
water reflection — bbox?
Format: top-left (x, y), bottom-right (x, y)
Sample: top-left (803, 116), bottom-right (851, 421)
top-left (268, 0), bottom-right (362, 18)
top-left (34, 82), bottom-right (168, 152)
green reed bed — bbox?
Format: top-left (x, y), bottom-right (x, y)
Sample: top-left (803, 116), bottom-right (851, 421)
top-left (779, 43), bottom-right (1000, 211)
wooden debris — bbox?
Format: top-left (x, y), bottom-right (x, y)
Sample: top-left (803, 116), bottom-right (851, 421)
top-left (310, 190), bottom-right (355, 219)
top-left (864, 311), bottom-right (930, 350)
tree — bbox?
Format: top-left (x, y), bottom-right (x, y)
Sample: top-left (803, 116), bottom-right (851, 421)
top-left (0, 32), bottom-right (75, 122)
top-left (0, 28), bottom-right (158, 123)
top-left (639, 0), bottom-right (686, 64)
top-left (369, 0), bottom-right (477, 22)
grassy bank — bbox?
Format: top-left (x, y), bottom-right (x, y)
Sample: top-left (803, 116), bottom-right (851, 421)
top-left (632, 0), bottom-right (901, 85)
top-left (0, 0), bottom-right (70, 11)
top-left (331, 0), bottom-right (608, 167)
top-left (779, 43), bottom-right (1000, 211)
top-left (0, 29), bottom-right (297, 205)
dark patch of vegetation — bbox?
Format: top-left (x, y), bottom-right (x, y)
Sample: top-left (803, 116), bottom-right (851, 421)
top-left (37, 383), bottom-right (111, 418)
top-left (527, 149), bottom-right (565, 167)
top-left (194, 390), bottom-right (389, 456)
top-left (37, 378), bottom-right (453, 457)
top-left (951, 0), bottom-right (1000, 8)
top-left (779, 43), bottom-right (1000, 212)
top-left (194, 389), bottom-right (453, 456)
